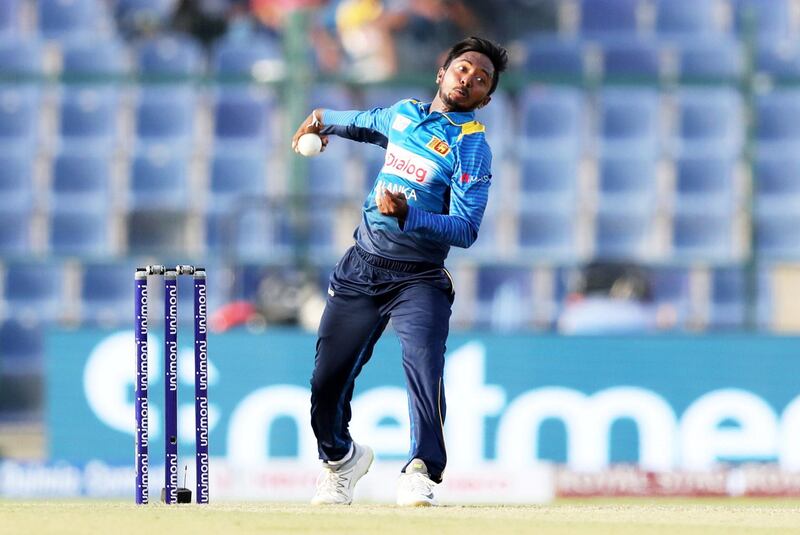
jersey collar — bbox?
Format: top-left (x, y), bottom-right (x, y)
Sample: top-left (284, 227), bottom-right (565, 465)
top-left (417, 101), bottom-right (475, 126)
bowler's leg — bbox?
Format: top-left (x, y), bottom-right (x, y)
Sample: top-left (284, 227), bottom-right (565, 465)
top-left (310, 290), bottom-right (388, 461)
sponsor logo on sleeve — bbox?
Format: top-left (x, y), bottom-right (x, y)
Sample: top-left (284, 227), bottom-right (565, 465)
top-left (426, 136), bottom-right (451, 157)
top-left (392, 115), bottom-right (412, 132)
top-left (381, 142), bottom-right (436, 183)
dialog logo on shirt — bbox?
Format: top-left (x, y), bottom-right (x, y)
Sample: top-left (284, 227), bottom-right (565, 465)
top-left (426, 136), bottom-right (451, 157)
top-left (382, 142), bottom-right (435, 183)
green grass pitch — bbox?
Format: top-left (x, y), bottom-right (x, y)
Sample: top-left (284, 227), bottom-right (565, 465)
top-left (2, 499), bottom-right (800, 534)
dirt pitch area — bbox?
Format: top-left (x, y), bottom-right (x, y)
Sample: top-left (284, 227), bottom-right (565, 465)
top-left (2, 499), bottom-right (800, 534)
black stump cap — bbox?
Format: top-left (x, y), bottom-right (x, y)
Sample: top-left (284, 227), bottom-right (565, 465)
top-left (161, 487), bottom-right (192, 504)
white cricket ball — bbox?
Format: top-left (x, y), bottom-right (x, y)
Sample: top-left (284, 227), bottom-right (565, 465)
top-left (296, 133), bottom-right (322, 157)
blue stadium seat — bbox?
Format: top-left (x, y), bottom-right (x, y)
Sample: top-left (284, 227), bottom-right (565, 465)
top-left (116, 0), bottom-right (175, 34)
top-left (594, 208), bottom-right (654, 261)
top-left (206, 204), bottom-right (292, 261)
top-left (655, 0), bottom-right (720, 36)
top-left (212, 34), bottom-right (283, 81)
top-left (58, 88), bottom-right (119, 149)
top-left (709, 267), bottom-right (745, 329)
top-left (672, 209), bottom-right (735, 261)
top-left (3, 262), bottom-right (64, 324)
top-left (0, 150), bottom-right (33, 210)
top-left (522, 36), bottom-right (586, 80)
top-left (755, 90), bottom-right (800, 150)
top-left (674, 155), bottom-right (736, 212)
top-left (50, 149), bottom-right (111, 211)
top-left (476, 89), bottom-right (512, 156)
top-left (580, 0), bottom-right (641, 38)
top-left (0, 86), bottom-right (38, 150)
top-left (129, 147), bottom-right (189, 210)
top-left (48, 207), bottom-right (111, 257)
top-left (676, 38), bottom-right (742, 83)
top-left (361, 86), bottom-right (433, 110)
top-left (519, 86), bottom-right (583, 155)
top-left (0, 209), bottom-right (32, 256)
top-left (126, 209), bottom-right (189, 256)
top-left (673, 88), bottom-right (743, 156)
top-left (755, 212), bottom-right (800, 260)
top-left (0, 320), bottom-right (44, 374)
top-left (597, 154), bottom-right (658, 210)
top-left (0, 37), bottom-right (43, 77)
top-left (602, 38), bottom-right (662, 82)
top-left (734, 0), bottom-right (790, 38)
top-left (61, 39), bottom-right (127, 79)
top-left (135, 88), bottom-right (195, 148)
top-left (80, 261), bottom-right (135, 326)
top-left (474, 265), bottom-right (535, 331)
top-left (650, 267), bottom-right (691, 326)
top-left (517, 208), bottom-right (577, 261)
top-left (136, 34), bottom-right (204, 78)
top-left (310, 84), bottom-right (356, 112)
top-left (755, 40), bottom-right (800, 80)
top-left (213, 88), bottom-right (274, 148)
top-left (518, 153), bottom-right (579, 209)
top-left (0, 0), bottom-right (20, 36)
top-left (208, 148), bottom-right (268, 211)
top-left (307, 142), bottom-right (349, 196)
top-left (753, 152), bottom-right (800, 214)
top-left (37, 0), bottom-right (105, 40)
top-left (597, 88), bottom-right (660, 156)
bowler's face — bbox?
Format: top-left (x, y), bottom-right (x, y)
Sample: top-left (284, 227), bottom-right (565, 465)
top-left (436, 51), bottom-right (494, 112)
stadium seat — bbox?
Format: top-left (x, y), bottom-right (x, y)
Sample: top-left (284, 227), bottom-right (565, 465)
top-left (671, 209), bottom-right (735, 261)
top-left (676, 38), bottom-right (742, 83)
top-left (0, 0), bottom-right (20, 36)
top-left (601, 38), bottom-right (662, 82)
top-left (594, 208), bottom-right (654, 261)
top-left (0, 37), bottom-right (43, 78)
top-left (0, 209), bottom-right (32, 256)
top-left (79, 261), bottom-right (135, 326)
top-left (213, 88), bottom-right (274, 148)
top-left (134, 88), bottom-right (196, 148)
top-left (733, 0), bottom-right (790, 38)
top-left (674, 154), bottom-right (736, 212)
top-left (596, 154), bottom-right (658, 211)
top-left (0, 320), bottom-right (44, 374)
top-left (48, 207), bottom-right (111, 257)
top-left (517, 208), bottom-right (578, 261)
top-left (519, 86), bottom-right (583, 155)
top-left (307, 142), bottom-right (350, 197)
top-left (753, 152), bottom-right (800, 214)
top-left (208, 148), bottom-right (268, 211)
top-left (0, 86), bottom-right (39, 150)
top-left (522, 36), bottom-right (586, 80)
top-left (474, 265), bottom-right (536, 331)
top-left (58, 88), bottom-right (119, 150)
top-left (212, 33), bottom-right (283, 82)
top-left (361, 86), bottom-right (433, 110)
top-left (755, 40), bottom-right (800, 80)
top-left (518, 153), bottom-right (579, 209)
top-left (116, 0), bottom-right (175, 35)
top-left (61, 39), bottom-right (127, 79)
top-left (755, 90), bottom-right (800, 150)
top-left (37, 0), bottom-right (106, 40)
top-left (475, 89), bottom-right (512, 156)
top-left (755, 212), bottom-right (800, 260)
top-left (49, 149), bottom-right (111, 211)
top-left (136, 34), bottom-right (204, 78)
top-left (128, 146), bottom-right (190, 210)
top-left (580, 0), bottom-right (641, 38)
top-left (654, 0), bottom-right (721, 37)
top-left (597, 87), bottom-right (660, 156)
top-left (650, 267), bottom-right (691, 326)
top-left (309, 84), bottom-right (356, 112)
top-left (673, 88), bottom-right (743, 156)
top-left (0, 150), bottom-right (34, 210)
top-left (126, 209), bottom-right (189, 256)
top-left (2, 262), bottom-right (64, 324)
top-left (709, 267), bottom-right (745, 329)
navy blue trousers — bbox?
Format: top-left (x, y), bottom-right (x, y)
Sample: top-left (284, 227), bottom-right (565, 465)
top-left (310, 245), bottom-right (454, 483)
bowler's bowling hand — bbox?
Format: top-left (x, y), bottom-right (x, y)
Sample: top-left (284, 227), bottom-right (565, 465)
top-left (376, 189), bottom-right (408, 226)
top-left (291, 108), bottom-right (329, 153)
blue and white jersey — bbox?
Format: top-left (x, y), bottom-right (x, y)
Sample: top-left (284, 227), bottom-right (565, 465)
top-left (322, 98), bottom-right (493, 264)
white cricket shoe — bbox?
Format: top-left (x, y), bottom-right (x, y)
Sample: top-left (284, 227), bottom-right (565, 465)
top-left (396, 458), bottom-right (437, 507)
top-left (311, 443), bottom-right (374, 505)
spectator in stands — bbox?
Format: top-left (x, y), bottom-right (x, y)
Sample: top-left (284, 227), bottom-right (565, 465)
top-left (170, 0), bottom-right (249, 46)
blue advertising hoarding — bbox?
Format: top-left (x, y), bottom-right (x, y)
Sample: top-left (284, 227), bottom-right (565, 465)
top-left (45, 329), bottom-right (800, 472)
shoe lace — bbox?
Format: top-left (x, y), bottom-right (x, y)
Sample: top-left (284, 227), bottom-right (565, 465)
top-left (316, 468), bottom-right (348, 498)
top-left (404, 472), bottom-right (435, 496)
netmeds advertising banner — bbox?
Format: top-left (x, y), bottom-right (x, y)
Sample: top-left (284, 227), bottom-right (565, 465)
top-left (16, 329), bottom-right (800, 499)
